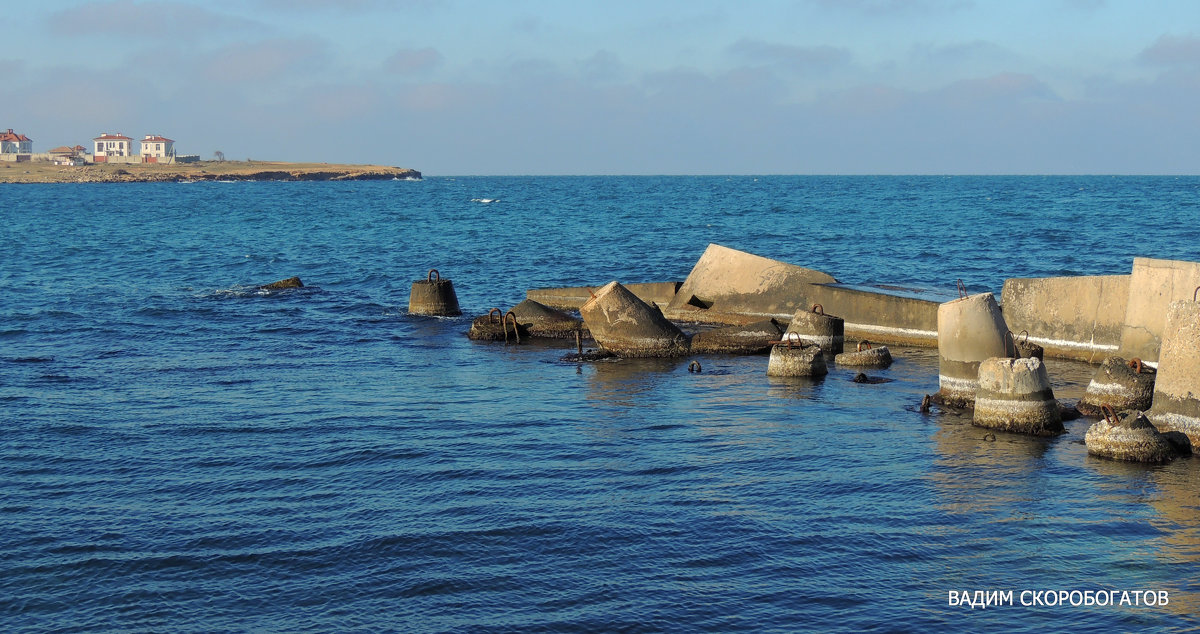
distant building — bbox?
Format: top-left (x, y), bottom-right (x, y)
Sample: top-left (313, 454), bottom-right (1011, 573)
top-left (49, 145), bottom-right (86, 166)
top-left (93, 133), bottom-right (133, 162)
top-left (0, 128), bottom-right (33, 155)
top-left (139, 135), bottom-right (174, 163)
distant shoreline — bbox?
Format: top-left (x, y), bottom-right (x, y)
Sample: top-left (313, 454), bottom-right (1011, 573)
top-left (0, 160), bottom-right (421, 184)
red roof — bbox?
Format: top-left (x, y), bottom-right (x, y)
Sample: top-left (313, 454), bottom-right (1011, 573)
top-left (0, 128), bottom-right (31, 143)
top-left (49, 146), bottom-right (75, 154)
top-left (94, 133), bottom-right (132, 141)
top-left (141, 135), bottom-right (174, 143)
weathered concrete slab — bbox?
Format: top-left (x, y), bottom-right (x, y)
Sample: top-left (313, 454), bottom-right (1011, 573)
top-left (527, 282), bottom-right (681, 311)
top-left (663, 244), bottom-right (837, 323)
top-left (579, 281), bottom-right (690, 357)
top-left (1118, 257), bottom-right (1200, 364)
top-left (1001, 275), bottom-right (1129, 363)
top-left (793, 284), bottom-right (941, 347)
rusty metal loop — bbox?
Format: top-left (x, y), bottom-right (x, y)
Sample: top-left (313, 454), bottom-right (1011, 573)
top-left (688, 360), bottom-right (702, 373)
top-left (811, 304), bottom-right (824, 315)
top-left (1129, 358), bottom-right (1143, 374)
top-left (857, 340), bottom-right (872, 352)
top-left (1004, 331), bottom-right (1017, 358)
top-left (1195, 286), bottom-right (1200, 302)
top-left (427, 269), bottom-right (440, 283)
top-left (502, 311), bottom-right (521, 344)
top-left (956, 279), bottom-right (967, 299)
top-left (1101, 404), bottom-right (1117, 425)
top-left (487, 307), bottom-right (502, 324)
top-left (1019, 330), bottom-right (1030, 344)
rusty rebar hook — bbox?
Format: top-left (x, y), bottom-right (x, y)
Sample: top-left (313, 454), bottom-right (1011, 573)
top-left (1004, 331), bottom-right (1017, 358)
top-left (487, 307), bottom-right (502, 324)
top-left (1194, 286), bottom-right (1200, 302)
top-left (1019, 330), bottom-right (1030, 345)
top-left (1101, 404), bottom-right (1117, 425)
top-left (857, 340), bottom-right (872, 352)
top-left (811, 304), bottom-right (824, 315)
top-left (1128, 358), bottom-right (1143, 374)
top-left (427, 269), bottom-right (441, 283)
top-left (502, 310), bottom-right (521, 344)
top-left (956, 279), bottom-right (967, 299)
top-left (688, 360), bottom-right (702, 373)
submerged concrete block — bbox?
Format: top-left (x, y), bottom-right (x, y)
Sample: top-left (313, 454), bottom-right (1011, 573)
top-left (834, 341), bottom-right (893, 367)
top-left (580, 281), bottom-right (690, 357)
top-left (766, 342), bottom-right (828, 377)
top-left (784, 305), bottom-right (844, 355)
top-left (664, 243), bottom-right (836, 323)
top-left (409, 269), bottom-right (461, 316)
top-left (509, 299), bottom-right (585, 339)
top-left (1118, 257), bottom-right (1200, 363)
top-left (1147, 299), bottom-right (1200, 447)
top-left (1077, 356), bottom-right (1156, 417)
top-left (689, 319), bottom-right (784, 354)
top-left (936, 292), bottom-right (1010, 408)
top-left (1001, 275), bottom-right (1128, 362)
top-left (1086, 409), bottom-right (1179, 463)
top-left (973, 357), bottom-right (1063, 436)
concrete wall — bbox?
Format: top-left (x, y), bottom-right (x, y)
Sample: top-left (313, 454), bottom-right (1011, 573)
top-left (793, 284), bottom-right (940, 346)
top-left (1118, 257), bottom-right (1200, 364)
top-left (528, 282), bottom-right (680, 311)
top-left (662, 243), bottom-right (837, 323)
top-left (1001, 274), bottom-right (1129, 363)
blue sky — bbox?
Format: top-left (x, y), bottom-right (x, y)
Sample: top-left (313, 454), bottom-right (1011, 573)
top-left (5, 0), bottom-right (1200, 174)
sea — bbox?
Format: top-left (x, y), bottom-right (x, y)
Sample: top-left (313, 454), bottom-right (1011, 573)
top-left (3, 175), bottom-right (1199, 632)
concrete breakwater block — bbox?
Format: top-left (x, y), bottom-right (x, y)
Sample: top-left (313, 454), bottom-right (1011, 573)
top-left (1086, 408), bottom-right (1179, 463)
top-left (509, 299), bottom-right (586, 339)
top-left (935, 292), bottom-right (1010, 408)
top-left (663, 243), bottom-right (837, 323)
top-left (409, 269), bottom-right (461, 316)
top-left (579, 281), bottom-right (690, 357)
top-left (834, 341), bottom-right (893, 367)
top-left (766, 342), bottom-right (828, 377)
top-left (973, 357), bottom-right (1063, 436)
top-left (258, 276), bottom-right (303, 290)
top-left (1147, 298), bottom-right (1200, 448)
top-left (690, 319), bottom-right (784, 354)
top-left (467, 308), bottom-right (527, 342)
top-left (1077, 356), bottom-right (1155, 417)
top-left (783, 304), bottom-right (844, 355)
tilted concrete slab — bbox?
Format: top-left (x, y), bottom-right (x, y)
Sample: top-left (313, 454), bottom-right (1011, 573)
top-left (1118, 257), bottom-right (1200, 364)
top-left (662, 244), bottom-right (837, 323)
top-left (1001, 274), bottom-right (1129, 363)
top-left (527, 282), bottom-right (681, 311)
top-left (795, 284), bottom-right (942, 347)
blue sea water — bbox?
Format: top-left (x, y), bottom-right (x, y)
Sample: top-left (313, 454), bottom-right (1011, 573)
top-left (2, 175), bottom-right (1200, 632)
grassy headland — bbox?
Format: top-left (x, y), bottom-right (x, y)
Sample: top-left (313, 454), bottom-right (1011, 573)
top-left (0, 160), bottom-right (421, 183)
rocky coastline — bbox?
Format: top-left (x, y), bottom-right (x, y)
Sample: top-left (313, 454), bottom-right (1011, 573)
top-left (0, 160), bottom-right (421, 184)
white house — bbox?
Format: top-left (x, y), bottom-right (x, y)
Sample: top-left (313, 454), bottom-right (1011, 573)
top-left (93, 133), bottom-right (133, 162)
top-left (139, 135), bottom-right (174, 163)
top-left (0, 128), bottom-right (32, 154)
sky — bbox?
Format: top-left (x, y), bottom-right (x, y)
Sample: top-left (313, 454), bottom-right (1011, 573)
top-left (5, 0), bottom-right (1200, 174)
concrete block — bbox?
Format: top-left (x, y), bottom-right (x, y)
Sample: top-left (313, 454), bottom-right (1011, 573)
top-left (1001, 274), bottom-right (1128, 362)
top-left (580, 281), bottom-right (690, 357)
top-left (1118, 257), bottom-right (1200, 363)
top-left (663, 244), bottom-right (836, 323)
top-left (936, 292), bottom-right (1010, 407)
top-left (1147, 299), bottom-right (1200, 447)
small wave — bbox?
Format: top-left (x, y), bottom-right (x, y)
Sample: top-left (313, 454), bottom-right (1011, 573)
top-left (470, 198), bottom-right (499, 204)
top-left (9, 356), bottom-right (54, 363)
